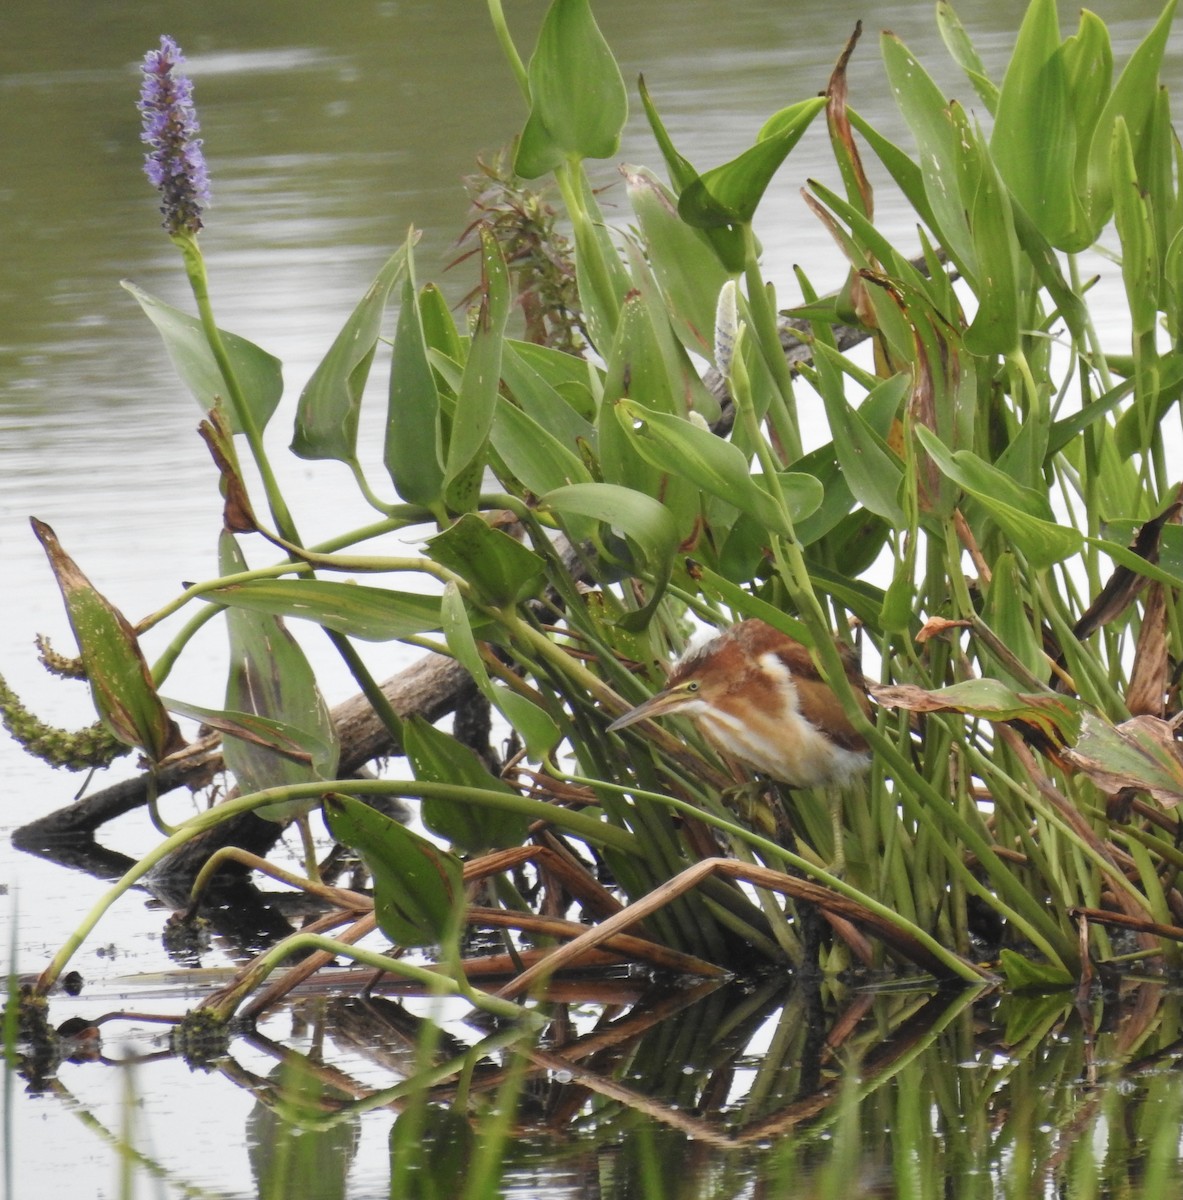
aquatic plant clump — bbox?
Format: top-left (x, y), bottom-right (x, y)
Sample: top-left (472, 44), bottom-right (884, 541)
top-left (137, 34), bottom-right (210, 236)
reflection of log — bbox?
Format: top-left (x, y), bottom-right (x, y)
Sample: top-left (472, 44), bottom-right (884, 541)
top-left (13, 652), bottom-right (471, 872)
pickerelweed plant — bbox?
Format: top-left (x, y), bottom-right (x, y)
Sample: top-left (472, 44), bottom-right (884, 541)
top-left (9, 0), bottom-right (1183, 1030)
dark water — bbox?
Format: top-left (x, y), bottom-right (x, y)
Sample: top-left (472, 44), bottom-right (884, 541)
top-left (3, 0), bottom-right (1182, 1195)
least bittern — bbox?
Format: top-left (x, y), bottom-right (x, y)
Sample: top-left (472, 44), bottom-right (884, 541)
top-left (608, 619), bottom-right (871, 789)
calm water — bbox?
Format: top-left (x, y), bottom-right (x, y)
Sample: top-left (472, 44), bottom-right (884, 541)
top-left (2, 1), bottom-right (1181, 1195)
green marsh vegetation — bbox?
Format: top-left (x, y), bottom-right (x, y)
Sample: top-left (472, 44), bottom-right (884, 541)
top-left (6, 0), bottom-right (1183, 1192)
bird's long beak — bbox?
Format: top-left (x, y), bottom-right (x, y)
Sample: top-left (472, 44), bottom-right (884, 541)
top-left (606, 689), bottom-right (691, 733)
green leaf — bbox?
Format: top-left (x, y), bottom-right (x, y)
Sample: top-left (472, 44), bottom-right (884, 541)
top-left (205, 579), bottom-right (442, 641)
top-left (490, 395), bottom-right (595, 507)
top-left (324, 792), bottom-right (463, 948)
top-left (31, 518), bottom-right (183, 763)
top-left (990, 0), bottom-right (1086, 250)
top-left (540, 483), bottom-right (679, 628)
top-left (291, 244), bottom-right (407, 464)
top-left (812, 345), bottom-right (905, 525)
top-left (678, 97), bottom-right (825, 229)
top-left (444, 230), bottom-right (510, 513)
top-left (936, 1), bottom-right (999, 113)
top-left (615, 399), bottom-right (819, 536)
top-left (217, 533), bottom-right (339, 820)
top-left (425, 514), bottom-right (545, 608)
top-left (440, 584), bottom-right (561, 758)
top-left (404, 714), bottom-right (529, 851)
top-left (999, 948), bottom-right (1074, 991)
top-left (1083, 0), bottom-right (1177, 231)
top-left (953, 104), bottom-right (1021, 356)
top-left (1061, 9), bottom-right (1113, 204)
top-left (880, 32), bottom-right (976, 271)
top-left (914, 426), bottom-right (1082, 567)
top-left (122, 281), bottom-right (283, 435)
top-left (514, 0), bottom-right (627, 177)
top-left (163, 696), bottom-right (330, 771)
top-left (386, 250), bottom-right (445, 509)
top-left (1112, 117), bottom-right (1161, 340)
top-left (501, 341), bottom-right (595, 450)
top-left (625, 165), bottom-right (734, 359)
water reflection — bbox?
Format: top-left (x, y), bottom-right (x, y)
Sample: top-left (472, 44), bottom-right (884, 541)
top-left (3, 1), bottom-right (1183, 1196)
top-left (19, 973), bottom-right (1183, 1197)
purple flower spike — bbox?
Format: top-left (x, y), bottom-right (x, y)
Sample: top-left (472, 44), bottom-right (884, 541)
top-left (137, 35), bottom-right (211, 236)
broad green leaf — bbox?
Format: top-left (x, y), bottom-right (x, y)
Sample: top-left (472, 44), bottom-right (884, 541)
top-left (291, 244), bottom-right (407, 464)
top-left (540, 483), bottom-right (679, 628)
top-left (404, 714), bottom-right (529, 851)
top-left (122, 281), bottom-right (283, 435)
top-left (872, 675), bottom-right (1082, 743)
top-left (324, 792), bottom-right (463, 948)
top-left (514, 0), bottom-right (627, 177)
top-left (637, 77), bottom-right (747, 270)
top-left (444, 230), bottom-right (511, 512)
top-left (418, 282), bottom-right (465, 367)
top-left (914, 426), bottom-right (1083, 567)
top-left (217, 533), bottom-right (338, 820)
top-left (625, 166), bottom-right (734, 360)
top-left (812, 345), bottom-right (905, 525)
top-left (31, 518), bottom-right (183, 762)
top-left (1084, 0), bottom-right (1177, 231)
top-left (999, 949), bottom-right (1074, 991)
top-left (440, 584), bottom-right (560, 757)
top-left (616, 399), bottom-right (821, 536)
top-left (490, 394), bottom-right (595, 505)
top-left (505, 340), bottom-right (598, 420)
top-left (990, 0), bottom-right (1085, 250)
top-left (425, 514), bottom-right (545, 608)
top-left (597, 296), bottom-right (674, 514)
top-left (678, 97), bottom-right (825, 229)
top-left (205, 579), bottom-right (442, 641)
top-left (501, 341), bottom-right (594, 450)
top-left (880, 33), bottom-right (976, 271)
top-left (1061, 9), bottom-right (1113, 203)
top-left (386, 255), bottom-right (445, 509)
top-left (1112, 118), bottom-right (1161, 340)
top-left (163, 696), bottom-right (331, 770)
top-left (847, 110), bottom-right (942, 252)
top-left (953, 104), bottom-right (1021, 357)
top-left (936, 1), bottom-right (999, 113)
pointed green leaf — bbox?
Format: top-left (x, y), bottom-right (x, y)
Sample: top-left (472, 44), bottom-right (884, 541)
top-left (915, 426), bottom-right (1082, 566)
top-left (514, 0), bottom-right (627, 177)
top-left (217, 534), bottom-right (338, 819)
top-left (615, 398), bottom-right (816, 536)
top-left (813, 345), bottom-right (905, 525)
top-left (936, 1), bottom-right (999, 113)
top-left (625, 165), bottom-right (734, 359)
top-left (405, 714), bottom-right (529, 851)
top-left (122, 281), bottom-right (283, 435)
top-left (678, 97), bottom-right (825, 228)
top-left (31, 518), bottom-right (184, 762)
top-left (990, 0), bottom-right (1086, 250)
top-left (205, 579), bottom-right (442, 641)
top-left (444, 231), bottom-right (510, 512)
top-left (541, 483), bottom-right (678, 629)
top-left (440, 584), bottom-right (560, 758)
top-left (291, 244), bottom-right (407, 464)
top-left (324, 792), bottom-right (462, 948)
top-left (1084, 0), bottom-right (1177, 231)
top-left (385, 245), bottom-right (446, 509)
top-left (880, 32), bottom-right (976, 271)
top-left (425, 514), bottom-right (545, 607)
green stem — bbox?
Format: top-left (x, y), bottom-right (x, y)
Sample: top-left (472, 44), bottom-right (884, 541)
top-left (207, 932), bottom-right (536, 1024)
top-left (176, 233), bottom-right (296, 541)
top-left (486, 0), bottom-right (530, 101)
top-left (36, 778), bottom-right (640, 995)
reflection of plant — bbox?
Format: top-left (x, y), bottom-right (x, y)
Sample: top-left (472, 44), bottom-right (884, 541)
top-left (8, 0), bottom-right (1183, 1052)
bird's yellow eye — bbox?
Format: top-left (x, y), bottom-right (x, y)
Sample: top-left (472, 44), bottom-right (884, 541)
top-left (685, 680), bottom-right (700, 692)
